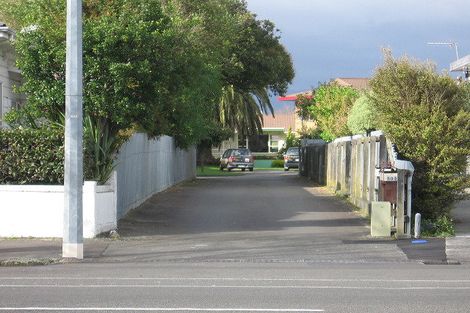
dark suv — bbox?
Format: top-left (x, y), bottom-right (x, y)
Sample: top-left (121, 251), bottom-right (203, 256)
top-left (283, 147), bottom-right (299, 171)
top-left (220, 148), bottom-right (254, 172)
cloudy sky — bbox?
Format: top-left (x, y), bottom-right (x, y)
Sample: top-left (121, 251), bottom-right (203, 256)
top-left (246, 0), bottom-right (470, 103)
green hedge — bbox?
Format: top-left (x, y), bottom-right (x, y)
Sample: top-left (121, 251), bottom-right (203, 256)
top-left (271, 160), bottom-right (284, 168)
top-left (253, 154), bottom-right (281, 160)
top-left (0, 128), bottom-right (64, 184)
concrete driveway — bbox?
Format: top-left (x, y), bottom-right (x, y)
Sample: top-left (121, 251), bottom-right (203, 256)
top-left (104, 172), bottom-right (408, 263)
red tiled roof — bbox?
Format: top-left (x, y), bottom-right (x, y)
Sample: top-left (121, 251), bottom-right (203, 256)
top-left (278, 78), bottom-right (369, 102)
top-left (334, 78), bottom-right (370, 90)
top-left (262, 112), bottom-right (296, 132)
top-left (278, 90), bottom-right (314, 101)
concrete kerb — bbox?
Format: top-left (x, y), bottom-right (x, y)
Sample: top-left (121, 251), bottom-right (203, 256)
top-left (0, 238), bottom-right (112, 267)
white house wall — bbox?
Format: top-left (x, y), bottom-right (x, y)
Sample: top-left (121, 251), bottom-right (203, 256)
top-left (0, 39), bottom-right (22, 128)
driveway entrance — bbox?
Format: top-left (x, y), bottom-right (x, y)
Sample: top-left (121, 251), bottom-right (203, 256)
top-left (107, 172), bottom-right (407, 263)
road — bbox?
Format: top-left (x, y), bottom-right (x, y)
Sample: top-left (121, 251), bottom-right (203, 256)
top-left (1, 171), bottom-right (469, 312)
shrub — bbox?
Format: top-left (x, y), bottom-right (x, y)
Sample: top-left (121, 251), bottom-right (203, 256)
top-left (277, 128), bottom-right (300, 157)
top-left (0, 128), bottom-right (64, 184)
top-left (347, 93), bottom-right (378, 135)
top-left (308, 82), bottom-right (359, 141)
top-left (271, 160), bottom-right (284, 168)
top-left (421, 216), bottom-right (455, 238)
top-left (254, 154), bottom-right (281, 160)
top-left (370, 51), bottom-right (470, 220)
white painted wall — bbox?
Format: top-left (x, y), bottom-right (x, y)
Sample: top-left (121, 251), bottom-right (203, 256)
top-left (0, 133), bottom-right (196, 237)
top-left (0, 181), bottom-right (116, 238)
top-left (0, 29), bottom-right (22, 128)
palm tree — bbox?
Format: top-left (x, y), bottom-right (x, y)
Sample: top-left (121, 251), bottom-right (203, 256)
top-left (218, 85), bottom-right (274, 136)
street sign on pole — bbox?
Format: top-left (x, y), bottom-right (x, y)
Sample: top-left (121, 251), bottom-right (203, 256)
top-left (63, 0), bottom-right (83, 259)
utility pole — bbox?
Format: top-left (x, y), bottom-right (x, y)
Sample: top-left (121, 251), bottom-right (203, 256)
top-left (63, 0), bottom-right (83, 259)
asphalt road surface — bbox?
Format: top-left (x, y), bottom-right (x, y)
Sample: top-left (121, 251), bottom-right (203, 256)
top-left (1, 172), bottom-right (469, 312)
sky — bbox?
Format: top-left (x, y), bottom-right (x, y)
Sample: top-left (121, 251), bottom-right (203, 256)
top-left (246, 0), bottom-right (470, 109)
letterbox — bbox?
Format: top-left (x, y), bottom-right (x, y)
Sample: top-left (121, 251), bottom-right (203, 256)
top-left (380, 171), bottom-right (397, 204)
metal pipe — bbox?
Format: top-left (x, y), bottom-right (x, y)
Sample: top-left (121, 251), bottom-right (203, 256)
top-left (407, 174), bottom-right (413, 236)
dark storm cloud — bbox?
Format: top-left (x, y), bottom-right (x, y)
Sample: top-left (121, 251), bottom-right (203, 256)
top-left (247, 0), bottom-right (470, 97)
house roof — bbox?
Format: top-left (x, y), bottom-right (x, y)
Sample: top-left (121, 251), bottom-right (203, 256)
top-left (262, 112), bottom-right (296, 132)
top-left (334, 77), bottom-right (370, 90)
top-left (278, 78), bottom-right (370, 102)
top-left (277, 90), bottom-right (314, 101)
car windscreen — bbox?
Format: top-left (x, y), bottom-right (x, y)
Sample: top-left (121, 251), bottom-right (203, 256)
top-left (233, 149), bottom-right (251, 156)
top-left (286, 148), bottom-right (299, 155)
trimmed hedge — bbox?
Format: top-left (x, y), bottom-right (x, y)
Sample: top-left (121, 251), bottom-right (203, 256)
top-left (0, 128), bottom-right (64, 184)
top-left (271, 160), bottom-right (284, 168)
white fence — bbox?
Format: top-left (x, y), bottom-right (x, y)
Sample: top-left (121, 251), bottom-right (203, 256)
top-left (0, 134), bottom-right (196, 238)
top-left (115, 134), bottom-right (196, 218)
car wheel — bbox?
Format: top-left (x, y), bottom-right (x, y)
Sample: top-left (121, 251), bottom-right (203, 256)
top-left (228, 168), bottom-right (232, 172)
top-left (249, 168), bottom-right (253, 172)
top-left (242, 168), bottom-right (246, 172)
top-left (284, 167), bottom-right (289, 171)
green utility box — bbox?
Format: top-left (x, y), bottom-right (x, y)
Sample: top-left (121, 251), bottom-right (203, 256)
top-left (371, 201), bottom-right (391, 237)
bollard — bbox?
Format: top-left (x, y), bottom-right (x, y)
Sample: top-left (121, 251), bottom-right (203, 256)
top-left (414, 213), bottom-right (421, 239)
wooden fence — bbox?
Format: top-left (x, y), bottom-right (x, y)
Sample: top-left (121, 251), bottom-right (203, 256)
top-left (300, 132), bottom-right (414, 237)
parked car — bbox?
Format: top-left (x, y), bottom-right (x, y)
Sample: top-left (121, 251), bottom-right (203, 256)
top-left (220, 148), bottom-right (254, 172)
top-left (284, 147), bottom-right (299, 171)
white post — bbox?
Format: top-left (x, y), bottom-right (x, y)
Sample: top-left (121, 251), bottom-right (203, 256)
top-left (63, 0), bottom-right (84, 259)
top-left (414, 213), bottom-right (421, 239)
top-left (406, 175), bottom-right (413, 236)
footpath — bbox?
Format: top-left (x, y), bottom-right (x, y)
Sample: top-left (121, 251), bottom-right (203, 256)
top-left (2, 205), bottom-right (470, 267)
top-left (447, 196), bottom-right (470, 262)
top-left (1, 176), bottom-right (469, 266)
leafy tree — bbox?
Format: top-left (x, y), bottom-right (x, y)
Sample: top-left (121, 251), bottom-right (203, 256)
top-left (308, 82), bottom-right (359, 142)
top-left (221, 16), bottom-right (293, 135)
top-left (2, 0), bottom-right (221, 181)
top-left (295, 94), bottom-right (314, 121)
top-left (2, 0), bottom-right (294, 181)
top-left (370, 51), bottom-right (470, 219)
top-left (347, 93), bottom-right (378, 135)
top-left (166, 0), bottom-right (294, 136)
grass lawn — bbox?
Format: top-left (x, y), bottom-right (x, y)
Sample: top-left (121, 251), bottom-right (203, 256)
top-left (197, 166), bottom-right (243, 176)
top-left (255, 167), bottom-right (284, 171)
top-left (196, 164), bottom-right (283, 176)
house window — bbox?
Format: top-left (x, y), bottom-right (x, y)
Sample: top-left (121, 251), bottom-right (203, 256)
top-left (238, 135), bottom-right (247, 148)
top-left (270, 135), bottom-right (281, 153)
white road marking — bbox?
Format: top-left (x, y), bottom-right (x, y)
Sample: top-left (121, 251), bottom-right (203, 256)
top-left (0, 308), bottom-right (324, 312)
top-left (0, 284), bottom-right (469, 290)
top-left (2, 277), bottom-right (470, 283)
